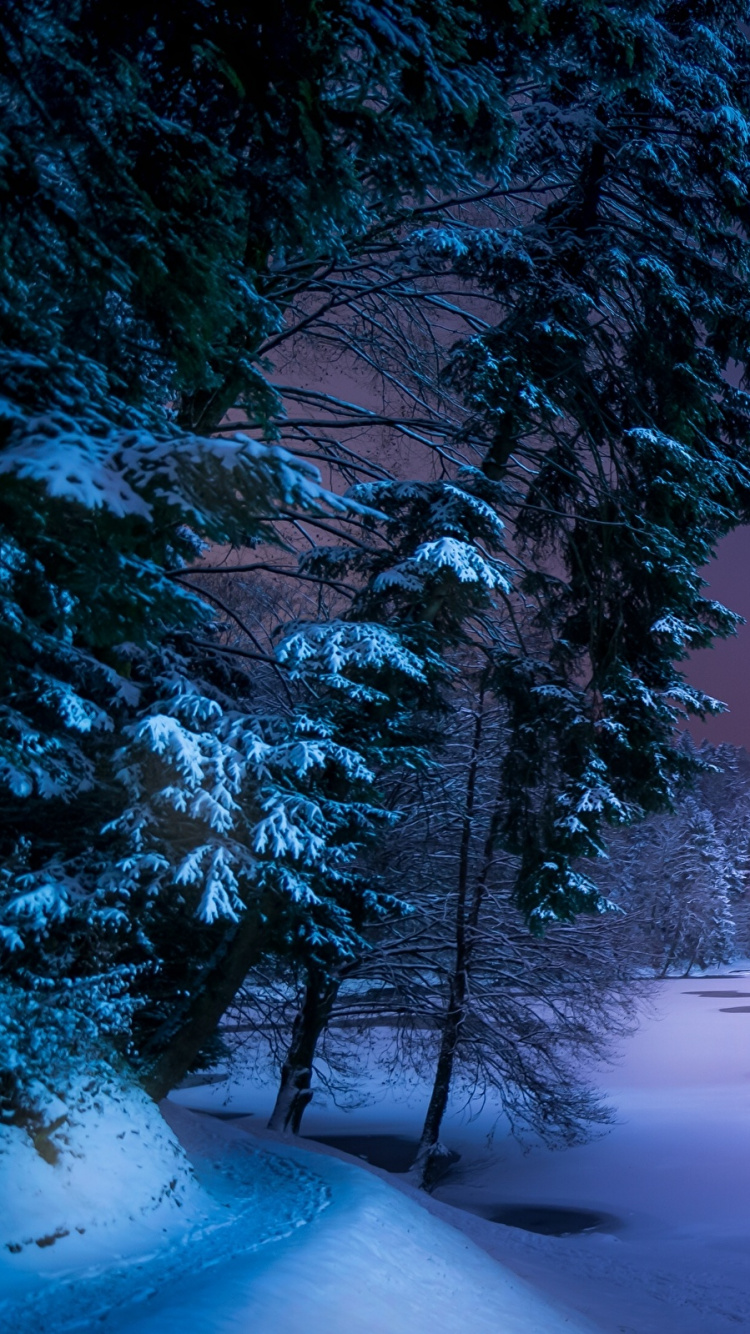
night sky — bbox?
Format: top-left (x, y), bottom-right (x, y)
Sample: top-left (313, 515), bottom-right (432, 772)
top-left (687, 526), bottom-right (750, 749)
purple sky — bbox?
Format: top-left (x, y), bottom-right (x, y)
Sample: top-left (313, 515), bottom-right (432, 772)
top-left (686, 527), bottom-right (750, 748)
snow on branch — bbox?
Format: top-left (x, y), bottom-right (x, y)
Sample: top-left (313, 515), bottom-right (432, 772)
top-left (277, 621), bottom-right (429, 683)
top-left (0, 415), bottom-right (373, 535)
top-left (375, 538), bottom-right (511, 593)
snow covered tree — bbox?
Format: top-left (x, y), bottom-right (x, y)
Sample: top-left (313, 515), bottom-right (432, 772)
top-left (606, 791), bottom-right (740, 977)
top-left (214, 0), bottom-right (750, 935)
top-left (6, 0), bottom-right (750, 1158)
top-left (693, 745), bottom-right (750, 927)
top-left (662, 801), bottom-right (737, 975)
top-left (151, 0), bottom-right (750, 1117)
top-left (392, 690), bottom-right (636, 1187)
top-left (235, 475), bottom-right (515, 1133)
top-left (0, 0), bottom-right (537, 1129)
top-left (423, 1), bottom-right (750, 926)
top-left (131, 612), bottom-right (456, 1105)
top-left (231, 689), bottom-right (639, 1183)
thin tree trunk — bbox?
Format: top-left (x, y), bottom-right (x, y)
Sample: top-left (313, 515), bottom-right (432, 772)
top-left (659, 934), bottom-right (680, 978)
top-left (411, 972), bottom-right (467, 1188)
top-left (683, 942), bottom-right (700, 978)
top-left (267, 970), bottom-right (339, 1134)
top-left (412, 699), bottom-right (485, 1189)
top-left (412, 702), bottom-right (510, 1190)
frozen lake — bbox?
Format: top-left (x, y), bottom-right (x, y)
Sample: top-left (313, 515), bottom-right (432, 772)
top-left (170, 970), bottom-right (750, 1332)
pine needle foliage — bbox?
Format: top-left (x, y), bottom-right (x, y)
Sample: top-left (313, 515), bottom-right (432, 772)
top-left (4, 0), bottom-right (750, 1127)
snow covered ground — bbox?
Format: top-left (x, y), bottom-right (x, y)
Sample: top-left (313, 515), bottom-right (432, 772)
top-left (0, 1098), bottom-right (593, 1334)
top-left (169, 969), bottom-right (750, 1333)
top-left (5, 971), bottom-right (750, 1333)
top-left (90, 1111), bottom-right (594, 1334)
top-left (0, 1096), bottom-right (328, 1334)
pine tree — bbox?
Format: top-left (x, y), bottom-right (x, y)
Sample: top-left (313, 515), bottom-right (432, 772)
top-left (610, 797), bottom-right (737, 977)
top-left (209, 0), bottom-right (750, 931)
top-left (0, 0), bottom-right (537, 1128)
top-left (426, 0), bottom-right (750, 924)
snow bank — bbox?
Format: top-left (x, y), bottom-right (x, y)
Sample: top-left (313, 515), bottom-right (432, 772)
top-left (92, 1115), bottom-right (594, 1334)
top-left (0, 1080), bottom-right (200, 1266)
top-left (0, 1094), bottom-right (328, 1334)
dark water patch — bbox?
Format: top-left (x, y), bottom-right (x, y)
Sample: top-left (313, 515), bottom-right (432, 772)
top-left (684, 972), bottom-right (750, 978)
top-left (684, 990), bottom-right (750, 998)
top-left (482, 1204), bottom-right (620, 1237)
top-left (719, 1005), bottom-right (750, 1013)
top-left (194, 1108), bottom-right (254, 1120)
top-left (305, 1133), bottom-right (421, 1173)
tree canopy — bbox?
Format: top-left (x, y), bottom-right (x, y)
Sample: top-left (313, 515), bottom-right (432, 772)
top-left (3, 0), bottom-right (750, 1144)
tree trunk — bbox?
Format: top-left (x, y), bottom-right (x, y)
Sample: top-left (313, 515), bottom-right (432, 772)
top-left (411, 972), bottom-right (466, 1189)
top-left (177, 367), bottom-right (247, 435)
top-left (659, 935), bottom-right (679, 979)
top-left (412, 701), bottom-right (485, 1190)
top-left (267, 971), bottom-right (339, 1134)
top-left (682, 943), bottom-right (700, 978)
top-left (412, 700), bottom-right (511, 1191)
top-left (141, 914), bottom-right (264, 1101)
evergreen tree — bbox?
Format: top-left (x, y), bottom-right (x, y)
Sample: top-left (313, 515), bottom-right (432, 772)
top-left (207, 0), bottom-right (750, 928)
top-left (0, 0), bottom-right (535, 1128)
top-left (426, 0), bottom-right (750, 923)
top-left (609, 795), bottom-right (738, 976)
top-left (5, 0), bottom-right (750, 1152)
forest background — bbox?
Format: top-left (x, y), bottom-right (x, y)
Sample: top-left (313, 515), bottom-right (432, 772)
top-left (4, 0), bottom-right (750, 1192)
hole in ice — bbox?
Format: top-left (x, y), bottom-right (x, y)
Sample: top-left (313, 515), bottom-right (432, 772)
top-left (194, 1109), bottom-right (254, 1120)
top-left (684, 990), bottom-right (750, 998)
top-left (485, 1205), bottom-right (619, 1236)
top-left (305, 1133), bottom-right (420, 1173)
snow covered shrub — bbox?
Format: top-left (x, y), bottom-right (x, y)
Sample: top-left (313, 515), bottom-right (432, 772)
top-left (0, 975), bottom-right (136, 1143)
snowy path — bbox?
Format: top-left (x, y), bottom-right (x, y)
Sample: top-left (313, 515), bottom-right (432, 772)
top-left (0, 1110), bottom-right (328, 1334)
top-left (1, 1104), bottom-right (593, 1334)
top-left (100, 1108), bottom-right (593, 1334)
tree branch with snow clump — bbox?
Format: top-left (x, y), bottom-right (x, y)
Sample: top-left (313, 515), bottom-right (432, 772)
top-left (0, 418), bottom-right (369, 538)
top-left (375, 538), bottom-right (511, 593)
